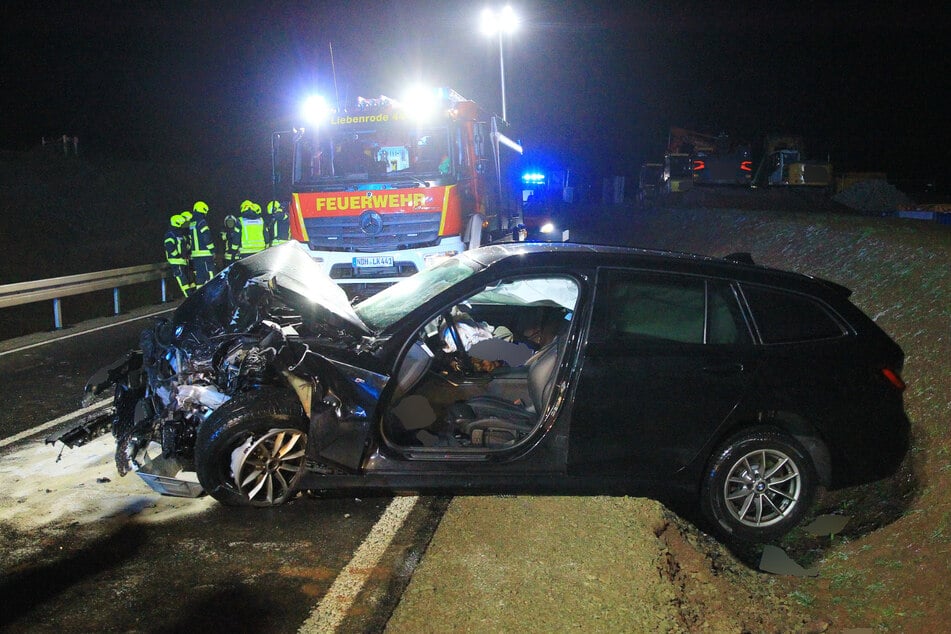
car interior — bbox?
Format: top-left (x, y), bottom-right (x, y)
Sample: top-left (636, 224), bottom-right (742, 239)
top-left (384, 276), bottom-right (580, 450)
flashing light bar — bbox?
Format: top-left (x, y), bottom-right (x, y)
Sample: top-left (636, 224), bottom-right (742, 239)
top-left (522, 172), bottom-right (545, 184)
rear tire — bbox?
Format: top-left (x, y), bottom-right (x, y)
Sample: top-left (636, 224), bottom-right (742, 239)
top-left (701, 428), bottom-right (817, 542)
top-left (195, 389), bottom-right (308, 507)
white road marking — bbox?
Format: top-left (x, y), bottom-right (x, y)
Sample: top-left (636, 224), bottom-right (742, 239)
top-left (0, 306), bottom-right (175, 358)
top-left (299, 495), bottom-right (419, 634)
top-left (0, 399), bottom-right (112, 448)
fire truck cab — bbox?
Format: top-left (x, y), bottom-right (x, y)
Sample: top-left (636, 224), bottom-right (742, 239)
top-left (278, 88), bottom-right (521, 297)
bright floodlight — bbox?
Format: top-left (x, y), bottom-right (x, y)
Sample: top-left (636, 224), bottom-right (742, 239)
top-left (480, 5), bottom-right (519, 36)
top-left (301, 95), bottom-right (332, 125)
top-left (400, 85), bottom-right (441, 121)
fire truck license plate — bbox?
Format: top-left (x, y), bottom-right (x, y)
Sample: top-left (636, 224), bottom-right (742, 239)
top-left (353, 255), bottom-right (394, 269)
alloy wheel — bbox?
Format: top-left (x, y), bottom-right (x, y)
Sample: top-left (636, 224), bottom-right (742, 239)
top-left (722, 448), bottom-right (802, 528)
top-left (230, 428), bottom-right (307, 504)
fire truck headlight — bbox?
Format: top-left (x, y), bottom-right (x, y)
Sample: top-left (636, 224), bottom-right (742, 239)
top-left (302, 95), bottom-right (332, 126)
top-left (540, 222), bottom-right (555, 234)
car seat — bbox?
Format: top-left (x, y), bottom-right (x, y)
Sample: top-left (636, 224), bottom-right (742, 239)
top-left (446, 335), bottom-right (565, 447)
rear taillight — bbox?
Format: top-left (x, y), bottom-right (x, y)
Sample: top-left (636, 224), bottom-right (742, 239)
top-left (881, 367), bottom-right (906, 391)
top-left (693, 160), bottom-right (705, 171)
top-left (740, 160), bottom-right (752, 172)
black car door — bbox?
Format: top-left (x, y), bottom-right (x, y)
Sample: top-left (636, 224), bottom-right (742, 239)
top-left (567, 269), bottom-right (753, 481)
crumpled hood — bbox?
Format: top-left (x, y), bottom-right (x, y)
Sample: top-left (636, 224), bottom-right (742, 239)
top-left (171, 242), bottom-right (370, 338)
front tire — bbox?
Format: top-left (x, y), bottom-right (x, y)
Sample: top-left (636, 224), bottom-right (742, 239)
top-left (195, 389), bottom-right (308, 507)
top-left (701, 428), bottom-right (817, 542)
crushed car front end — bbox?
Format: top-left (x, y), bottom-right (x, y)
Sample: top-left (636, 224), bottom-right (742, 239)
top-left (53, 243), bottom-right (376, 499)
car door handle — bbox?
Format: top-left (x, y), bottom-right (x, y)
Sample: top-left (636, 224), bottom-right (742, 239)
top-left (702, 363), bottom-right (745, 375)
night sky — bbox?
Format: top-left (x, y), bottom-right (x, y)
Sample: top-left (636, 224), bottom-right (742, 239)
top-left (2, 1), bottom-right (948, 189)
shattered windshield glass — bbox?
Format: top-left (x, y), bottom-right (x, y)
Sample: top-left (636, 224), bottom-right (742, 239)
top-left (468, 277), bottom-right (579, 311)
top-left (354, 256), bottom-right (479, 331)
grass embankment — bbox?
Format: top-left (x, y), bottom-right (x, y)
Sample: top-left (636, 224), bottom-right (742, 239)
top-left (613, 205), bottom-right (950, 631)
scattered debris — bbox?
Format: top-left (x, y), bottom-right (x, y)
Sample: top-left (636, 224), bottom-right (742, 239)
top-left (759, 545), bottom-right (819, 577)
top-left (802, 514), bottom-right (851, 536)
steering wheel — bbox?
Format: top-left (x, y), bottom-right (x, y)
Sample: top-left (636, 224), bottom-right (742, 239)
top-left (442, 311), bottom-right (474, 374)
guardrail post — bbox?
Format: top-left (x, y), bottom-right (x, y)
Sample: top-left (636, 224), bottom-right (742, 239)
top-left (53, 298), bottom-right (63, 329)
top-left (113, 288), bottom-right (121, 315)
top-left (161, 278), bottom-right (168, 303)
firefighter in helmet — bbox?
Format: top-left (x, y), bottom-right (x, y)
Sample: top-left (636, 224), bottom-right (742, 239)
top-left (221, 207), bottom-right (240, 266)
top-left (187, 200), bottom-right (217, 284)
top-left (224, 200), bottom-right (266, 262)
top-left (265, 200), bottom-right (291, 247)
top-left (238, 200), bottom-right (266, 258)
top-left (165, 214), bottom-right (194, 297)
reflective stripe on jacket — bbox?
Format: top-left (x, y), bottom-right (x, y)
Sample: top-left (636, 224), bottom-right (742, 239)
top-left (164, 230), bottom-right (188, 265)
top-left (270, 212), bottom-right (291, 245)
top-left (189, 219), bottom-right (215, 258)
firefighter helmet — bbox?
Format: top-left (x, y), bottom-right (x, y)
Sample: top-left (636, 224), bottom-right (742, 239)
top-left (170, 214), bottom-right (186, 228)
top-left (267, 200), bottom-right (282, 214)
top-left (240, 199), bottom-right (254, 212)
top-left (251, 201), bottom-right (262, 214)
top-left (180, 210), bottom-right (193, 223)
top-left (193, 201), bottom-right (209, 214)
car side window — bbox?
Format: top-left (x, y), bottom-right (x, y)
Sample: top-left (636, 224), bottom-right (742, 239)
top-left (742, 285), bottom-right (846, 343)
top-left (609, 275), bottom-right (705, 343)
top-left (594, 270), bottom-right (749, 345)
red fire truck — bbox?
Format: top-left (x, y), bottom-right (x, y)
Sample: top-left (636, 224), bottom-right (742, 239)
top-left (274, 88), bottom-right (522, 296)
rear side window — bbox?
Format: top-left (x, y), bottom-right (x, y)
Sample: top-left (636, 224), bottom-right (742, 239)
top-left (610, 276), bottom-right (705, 343)
top-left (594, 270), bottom-right (749, 345)
top-left (742, 285), bottom-right (845, 343)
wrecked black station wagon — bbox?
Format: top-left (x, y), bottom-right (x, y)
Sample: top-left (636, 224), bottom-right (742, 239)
top-left (55, 242), bottom-right (909, 541)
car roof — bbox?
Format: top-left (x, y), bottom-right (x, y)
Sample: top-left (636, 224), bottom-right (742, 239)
top-left (464, 242), bottom-right (851, 299)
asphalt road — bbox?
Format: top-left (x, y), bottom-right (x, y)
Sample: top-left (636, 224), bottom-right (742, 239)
top-left (0, 306), bottom-right (449, 633)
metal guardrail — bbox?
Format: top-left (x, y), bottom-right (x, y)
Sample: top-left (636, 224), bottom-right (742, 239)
top-left (0, 263), bottom-right (171, 329)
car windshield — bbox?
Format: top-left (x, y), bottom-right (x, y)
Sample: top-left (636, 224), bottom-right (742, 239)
top-left (295, 125), bottom-right (451, 185)
top-left (354, 256), bottom-right (479, 331)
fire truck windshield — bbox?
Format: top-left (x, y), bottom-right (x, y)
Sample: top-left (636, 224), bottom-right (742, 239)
top-left (295, 125), bottom-right (451, 185)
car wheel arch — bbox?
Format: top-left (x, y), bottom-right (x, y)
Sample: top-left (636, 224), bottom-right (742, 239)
top-left (195, 388), bottom-right (310, 506)
top-left (711, 412), bottom-right (832, 488)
